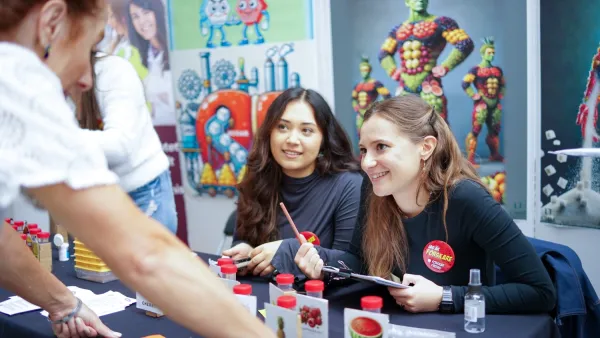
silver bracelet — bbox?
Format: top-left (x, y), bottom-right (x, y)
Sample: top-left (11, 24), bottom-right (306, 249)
top-left (50, 297), bottom-right (82, 324)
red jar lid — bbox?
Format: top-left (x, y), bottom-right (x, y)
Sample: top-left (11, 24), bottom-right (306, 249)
top-left (233, 284), bottom-right (252, 295)
top-left (29, 228), bottom-right (41, 235)
top-left (20, 234), bottom-right (27, 240)
top-left (361, 296), bottom-right (383, 309)
top-left (277, 295), bottom-right (296, 309)
top-left (28, 224), bottom-right (38, 229)
top-left (276, 273), bottom-right (294, 285)
top-left (305, 280), bottom-right (324, 292)
top-left (38, 232), bottom-right (50, 240)
top-left (4, 218), bottom-right (12, 223)
top-left (11, 225), bottom-right (18, 231)
top-left (217, 257), bottom-right (234, 266)
top-left (220, 264), bottom-right (237, 274)
top-left (14, 221), bottom-right (24, 226)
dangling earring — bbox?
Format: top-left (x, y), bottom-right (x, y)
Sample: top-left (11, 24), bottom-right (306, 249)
top-left (422, 159), bottom-right (427, 173)
top-left (43, 45), bottom-right (51, 59)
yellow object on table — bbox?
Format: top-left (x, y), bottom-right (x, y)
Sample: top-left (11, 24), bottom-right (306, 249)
top-left (73, 239), bottom-right (118, 283)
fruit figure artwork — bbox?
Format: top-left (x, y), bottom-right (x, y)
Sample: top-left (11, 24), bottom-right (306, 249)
top-left (352, 56), bottom-right (391, 137)
top-left (378, 0), bottom-right (474, 121)
top-left (461, 37), bottom-right (505, 164)
top-left (576, 43), bottom-right (600, 142)
top-left (235, 0), bottom-right (270, 45)
top-left (199, 0), bottom-right (241, 48)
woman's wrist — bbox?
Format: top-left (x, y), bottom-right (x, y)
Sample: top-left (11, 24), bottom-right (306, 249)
top-left (46, 291), bottom-right (79, 321)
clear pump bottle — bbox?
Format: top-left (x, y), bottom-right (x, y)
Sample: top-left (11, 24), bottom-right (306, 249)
top-left (464, 269), bottom-right (485, 333)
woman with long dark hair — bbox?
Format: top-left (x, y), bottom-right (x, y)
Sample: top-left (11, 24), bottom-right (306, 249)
top-left (295, 94), bottom-right (556, 315)
top-left (127, 0), bottom-right (174, 125)
top-left (222, 87), bottom-right (363, 277)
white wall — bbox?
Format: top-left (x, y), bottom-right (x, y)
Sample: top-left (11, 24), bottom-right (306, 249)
top-left (7, 196), bottom-right (50, 232)
top-left (527, 0), bottom-right (600, 293)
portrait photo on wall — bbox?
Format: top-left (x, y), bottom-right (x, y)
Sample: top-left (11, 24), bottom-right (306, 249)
top-left (342, 0), bottom-right (527, 207)
top-left (99, 0), bottom-right (176, 127)
top-left (539, 0), bottom-right (600, 229)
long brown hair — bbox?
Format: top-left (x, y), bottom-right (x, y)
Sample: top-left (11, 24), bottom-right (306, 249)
top-left (236, 87), bottom-right (359, 247)
top-left (0, 0), bottom-right (104, 32)
top-left (361, 94), bottom-right (485, 277)
top-left (77, 54), bottom-right (103, 130)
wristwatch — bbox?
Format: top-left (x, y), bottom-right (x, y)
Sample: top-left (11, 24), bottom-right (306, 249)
top-left (439, 286), bottom-right (454, 313)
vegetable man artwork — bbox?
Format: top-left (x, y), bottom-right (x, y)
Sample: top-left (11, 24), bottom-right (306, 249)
top-left (378, 0), bottom-right (474, 121)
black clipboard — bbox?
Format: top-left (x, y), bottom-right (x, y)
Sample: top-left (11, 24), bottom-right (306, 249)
top-left (322, 266), bottom-right (409, 289)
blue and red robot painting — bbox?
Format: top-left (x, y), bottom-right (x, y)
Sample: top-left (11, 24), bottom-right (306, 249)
top-left (199, 0), bottom-right (270, 48)
top-left (176, 44), bottom-right (300, 198)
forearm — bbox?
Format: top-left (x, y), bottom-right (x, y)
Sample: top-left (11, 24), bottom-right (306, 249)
top-left (441, 47), bottom-right (472, 72)
top-left (451, 283), bottom-right (556, 314)
top-left (0, 223), bottom-right (76, 316)
top-left (31, 184), bottom-right (272, 338)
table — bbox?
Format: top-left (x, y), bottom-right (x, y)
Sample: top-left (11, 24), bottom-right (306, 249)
top-left (0, 252), bottom-right (560, 338)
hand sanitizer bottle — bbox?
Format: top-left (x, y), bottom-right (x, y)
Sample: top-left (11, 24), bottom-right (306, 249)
top-left (464, 269), bottom-right (485, 333)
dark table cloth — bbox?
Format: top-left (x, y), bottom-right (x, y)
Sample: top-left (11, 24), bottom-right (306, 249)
top-left (0, 252), bottom-right (560, 337)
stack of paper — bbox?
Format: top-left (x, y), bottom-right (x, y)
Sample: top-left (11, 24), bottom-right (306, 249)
top-left (0, 286), bottom-right (135, 318)
top-left (40, 288), bottom-right (136, 318)
top-left (0, 297), bottom-right (40, 316)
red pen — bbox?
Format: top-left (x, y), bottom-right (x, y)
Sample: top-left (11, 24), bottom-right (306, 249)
top-left (279, 202), bottom-right (307, 244)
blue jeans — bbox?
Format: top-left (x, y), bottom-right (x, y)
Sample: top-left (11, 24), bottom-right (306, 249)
top-left (128, 170), bottom-right (178, 234)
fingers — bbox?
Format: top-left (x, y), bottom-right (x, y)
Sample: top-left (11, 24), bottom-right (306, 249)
top-left (294, 243), bottom-right (314, 264)
top-left (306, 250), bottom-right (321, 273)
top-left (401, 273), bottom-right (422, 286)
top-left (67, 317), bottom-right (77, 337)
top-left (249, 245), bottom-right (264, 258)
top-left (75, 317), bottom-right (90, 336)
top-left (246, 251), bottom-right (266, 272)
top-left (252, 257), bottom-right (272, 276)
top-left (311, 259), bottom-right (324, 279)
top-left (92, 319), bottom-right (122, 338)
top-left (221, 247), bottom-right (236, 256)
top-left (259, 264), bottom-right (275, 277)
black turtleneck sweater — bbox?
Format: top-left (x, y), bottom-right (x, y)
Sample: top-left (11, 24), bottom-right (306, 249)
top-left (233, 170), bottom-right (363, 251)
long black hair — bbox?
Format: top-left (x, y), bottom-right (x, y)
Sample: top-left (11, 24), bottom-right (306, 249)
top-left (236, 87), bottom-right (359, 247)
top-left (127, 0), bottom-right (170, 71)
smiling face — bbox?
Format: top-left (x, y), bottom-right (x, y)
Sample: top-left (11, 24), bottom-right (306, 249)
top-left (359, 114), bottom-right (424, 197)
top-left (129, 3), bottom-right (157, 41)
top-left (236, 0), bottom-right (266, 24)
top-left (205, 0), bottom-right (230, 24)
top-left (270, 100), bottom-right (323, 178)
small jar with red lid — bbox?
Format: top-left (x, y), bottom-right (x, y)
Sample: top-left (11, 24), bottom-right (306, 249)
top-left (37, 232), bottom-right (51, 243)
top-left (29, 228), bottom-right (41, 243)
top-left (14, 221), bottom-right (24, 232)
top-left (5, 218), bottom-right (13, 225)
top-left (20, 234), bottom-right (27, 242)
top-left (220, 264), bottom-right (237, 280)
top-left (277, 295), bottom-right (297, 310)
top-left (305, 280), bottom-right (324, 298)
top-left (361, 296), bottom-right (383, 313)
top-left (276, 273), bottom-right (295, 292)
top-left (217, 258), bottom-right (234, 277)
top-left (233, 284), bottom-right (252, 296)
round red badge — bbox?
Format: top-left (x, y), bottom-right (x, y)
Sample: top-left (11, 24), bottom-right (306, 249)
top-left (300, 231), bottom-right (320, 246)
top-left (423, 240), bottom-right (455, 273)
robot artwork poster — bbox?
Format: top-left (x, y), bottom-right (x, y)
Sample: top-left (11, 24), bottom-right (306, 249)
top-left (176, 44), bottom-right (301, 198)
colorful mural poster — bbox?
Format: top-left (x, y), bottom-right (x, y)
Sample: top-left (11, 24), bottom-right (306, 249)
top-left (539, 1), bottom-right (600, 229)
top-left (347, 0), bottom-right (525, 206)
top-left (97, 0), bottom-right (188, 242)
top-left (168, 0), bottom-right (313, 50)
top-left (168, 0), bottom-right (317, 199)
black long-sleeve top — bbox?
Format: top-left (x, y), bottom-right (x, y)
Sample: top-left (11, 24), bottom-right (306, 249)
top-left (328, 176), bottom-right (557, 314)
